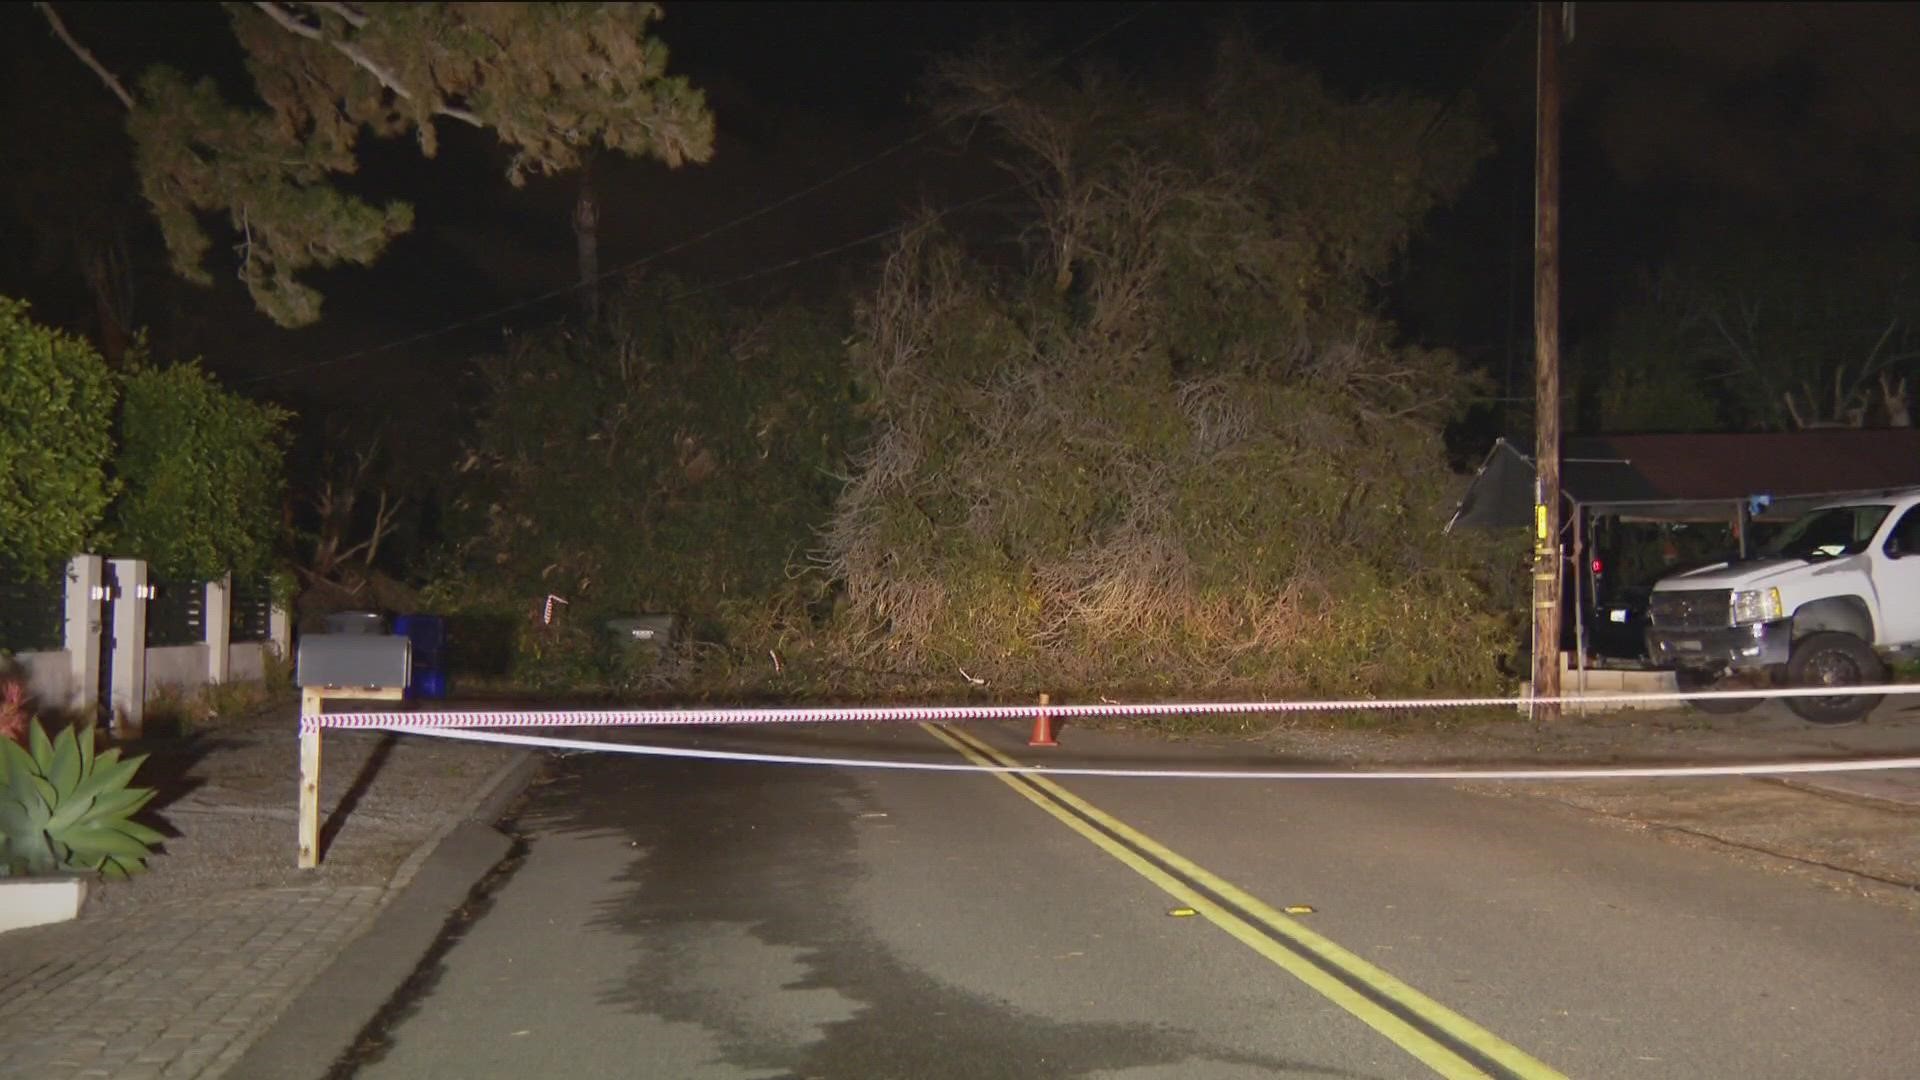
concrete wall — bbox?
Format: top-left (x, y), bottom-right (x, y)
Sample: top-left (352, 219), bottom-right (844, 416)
top-left (1562, 668), bottom-right (1681, 713)
top-left (65, 555), bottom-right (103, 714)
top-left (1533, 654), bottom-right (1681, 713)
top-left (229, 642), bottom-right (268, 684)
top-left (145, 644), bottom-right (211, 698)
top-left (5, 559), bottom-right (285, 729)
top-left (13, 649), bottom-right (74, 711)
top-left (108, 558), bottom-right (148, 733)
top-left (7, 556), bottom-right (100, 716)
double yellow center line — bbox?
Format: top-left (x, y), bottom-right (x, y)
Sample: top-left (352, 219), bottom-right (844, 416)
top-left (922, 723), bottom-right (1567, 1080)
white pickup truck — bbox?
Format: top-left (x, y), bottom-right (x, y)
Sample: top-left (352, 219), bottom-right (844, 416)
top-left (1646, 488), bottom-right (1920, 723)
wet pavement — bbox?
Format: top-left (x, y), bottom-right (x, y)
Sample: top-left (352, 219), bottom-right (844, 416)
top-left (335, 720), bottom-right (1920, 1079)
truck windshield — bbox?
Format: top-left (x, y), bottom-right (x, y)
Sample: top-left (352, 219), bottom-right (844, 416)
top-left (1761, 504), bottom-right (1891, 560)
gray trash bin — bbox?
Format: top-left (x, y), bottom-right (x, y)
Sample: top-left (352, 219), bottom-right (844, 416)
top-left (324, 610), bottom-right (385, 635)
top-left (604, 615), bottom-right (681, 679)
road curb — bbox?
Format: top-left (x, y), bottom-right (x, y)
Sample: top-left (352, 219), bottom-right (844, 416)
top-left (388, 748), bottom-right (541, 894)
top-left (221, 749), bottom-right (545, 1080)
top-left (1768, 774), bottom-right (1920, 814)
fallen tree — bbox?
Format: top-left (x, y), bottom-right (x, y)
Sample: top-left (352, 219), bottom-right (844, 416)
top-left (812, 37), bottom-right (1521, 699)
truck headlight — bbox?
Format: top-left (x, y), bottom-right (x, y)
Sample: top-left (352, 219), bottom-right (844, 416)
top-left (1732, 588), bottom-right (1783, 625)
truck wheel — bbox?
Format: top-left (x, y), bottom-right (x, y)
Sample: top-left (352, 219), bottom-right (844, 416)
top-left (1784, 632), bottom-right (1885, 724)
top-left (1676, 669), bottom-right (1762, 714)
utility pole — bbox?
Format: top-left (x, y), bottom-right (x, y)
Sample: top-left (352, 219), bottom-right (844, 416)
top-left (1530, 2), bottom-right (1566, 721)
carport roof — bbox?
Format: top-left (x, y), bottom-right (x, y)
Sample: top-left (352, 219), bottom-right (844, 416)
top-left (1447, 430), bottom-right (1920, 530)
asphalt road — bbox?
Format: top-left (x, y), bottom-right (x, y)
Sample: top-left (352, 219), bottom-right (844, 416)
top-left (336, 721), bottom-right (1920, 1079)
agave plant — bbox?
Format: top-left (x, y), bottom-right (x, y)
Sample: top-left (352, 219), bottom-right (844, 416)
top-left (0, 719), bottom-right (161, 879)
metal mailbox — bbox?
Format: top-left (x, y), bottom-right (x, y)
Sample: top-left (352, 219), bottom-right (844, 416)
top-left (296, 633), bottom-right (412, 690)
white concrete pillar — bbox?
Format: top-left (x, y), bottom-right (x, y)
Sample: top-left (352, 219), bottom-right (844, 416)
top-left (270, 601), bottom-right (292, 668)
top-left (64, 555), bottom-right (104, 716)
top-left (205, 573), bottom-right (232, 684)
top-left (109, 558), bottom-right (148, 737)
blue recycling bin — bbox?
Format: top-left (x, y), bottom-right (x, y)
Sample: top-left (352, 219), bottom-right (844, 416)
top-left (392, 614), bottom-right (449, 700)
top-left (412, 668), bottom-right (447, 700)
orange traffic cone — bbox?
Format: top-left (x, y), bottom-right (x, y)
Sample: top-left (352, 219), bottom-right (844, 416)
top-left (1028, 692), bottom-right (1059, 747)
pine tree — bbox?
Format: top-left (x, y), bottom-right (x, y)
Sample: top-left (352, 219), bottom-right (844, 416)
top-left (37, 2), bottom-right (713, 326)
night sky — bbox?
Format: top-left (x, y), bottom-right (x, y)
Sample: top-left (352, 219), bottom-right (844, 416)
top-left (5, 2), bottom-right (1919, 452)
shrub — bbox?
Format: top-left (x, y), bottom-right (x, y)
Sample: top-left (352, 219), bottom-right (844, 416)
top-left (0, 297), bottom-right (119, 579)
top-left (429, 278), bottom-right (862, 689)
top-left (0, 677), bottom-right (27, 747)
top-left (260, 641), bottom-right (295, 697)
top-left (111, 361), bottom-right (291, 579)
top-left (145, 678), bottom-right (271, 735)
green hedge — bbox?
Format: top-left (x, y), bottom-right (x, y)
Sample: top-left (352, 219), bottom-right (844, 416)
top-left (0, 298), bottom-right (119, 580)
top-left (110, 362), bottom-right (290, 580)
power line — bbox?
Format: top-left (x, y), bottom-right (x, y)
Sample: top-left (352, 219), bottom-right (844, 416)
top-left (1416, 6), bottom-right (1531, 149)
top-left (660, 184), bottom-right (1024, 306)
top-left (242, 182), bottom-right (1024, 389)
top-left (235, 3), bottom-right (1164, 389)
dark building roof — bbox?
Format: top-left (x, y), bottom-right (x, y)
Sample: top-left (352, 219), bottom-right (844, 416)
top-left (1448, 430), bottom-right (1920, 530)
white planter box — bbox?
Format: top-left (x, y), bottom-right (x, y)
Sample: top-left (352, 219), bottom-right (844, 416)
top-left (0, 875), bottom-right (89, 933)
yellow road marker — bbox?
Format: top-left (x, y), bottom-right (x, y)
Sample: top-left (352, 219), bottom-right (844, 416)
top-left (924, 723), bottom-right (1566, 1080)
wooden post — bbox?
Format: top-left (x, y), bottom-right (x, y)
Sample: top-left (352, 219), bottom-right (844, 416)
top-left (298, 684), bottom-right (407, 868)
top-left (1529, 1), bottom-right (1565, 722)
top-left (299, 687), bottom-right (322, 869)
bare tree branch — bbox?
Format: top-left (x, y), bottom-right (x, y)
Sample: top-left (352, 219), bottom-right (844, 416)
top-left (1881, 371), bottom-right (1912, 427)
top-left (35, 2), bottom-right (135, 110)
top-left (1860, 315), bottom-right (1902, 376)
top-left (311, 1), bottom-right (368, 28)
top-left (303, 434), bottom-right (409, 581)
top-left (252, 1), bottom-right (321, 39)
top-left (1783, 390), bottom-right (1810, 430)
top-left (360, 490), bottom-right (404, 567)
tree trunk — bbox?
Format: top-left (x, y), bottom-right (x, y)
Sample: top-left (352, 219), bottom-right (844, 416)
top-left (81, 234), bottom-right (133, 364)
top-left (573, 154), bottom-right (600, 323)
top-left (89, 270), bottom-right (129, 364)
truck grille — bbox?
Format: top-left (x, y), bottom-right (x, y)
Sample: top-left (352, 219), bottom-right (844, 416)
top-left (1649, 589), bottom-right (1731, 631)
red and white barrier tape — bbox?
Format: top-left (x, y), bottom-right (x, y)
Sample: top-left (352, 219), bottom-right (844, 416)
top-left (299, 682), bottom-right (1920, 732)
top-left (373, 725), bottom-right (1920, 781)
